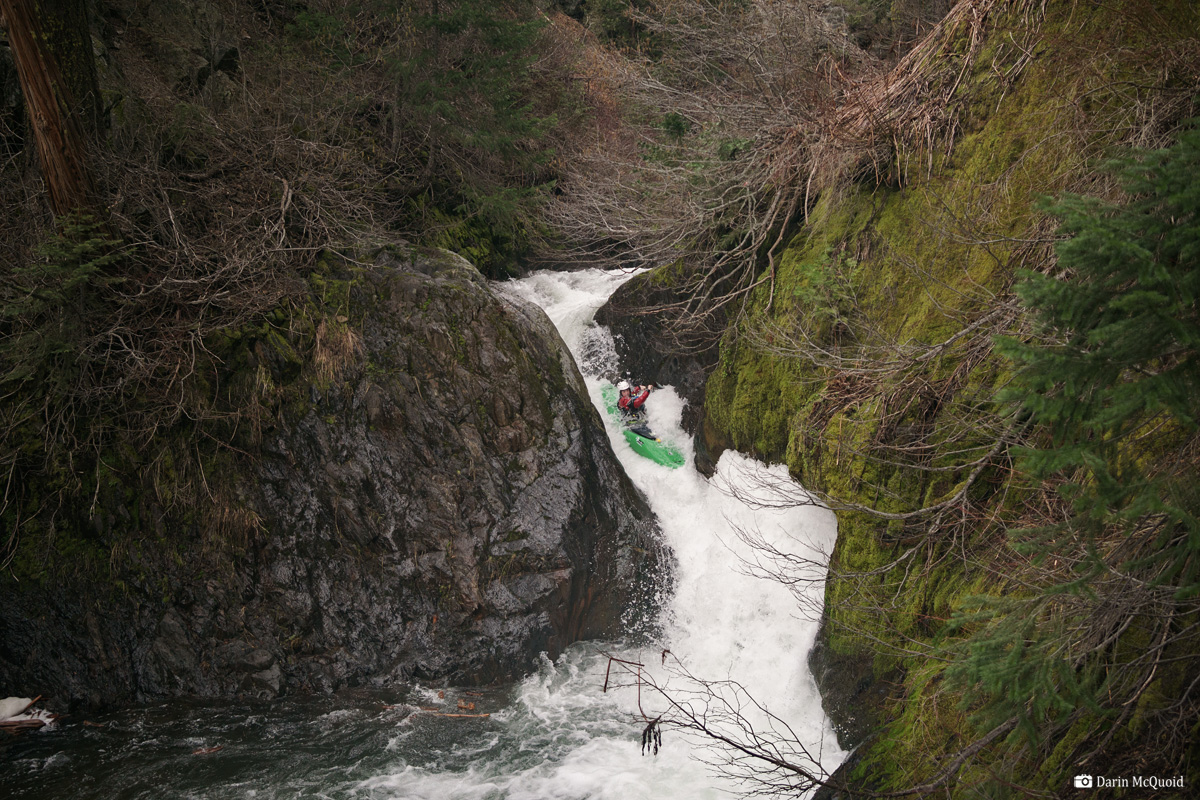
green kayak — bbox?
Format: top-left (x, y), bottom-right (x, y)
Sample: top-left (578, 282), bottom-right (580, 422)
top-left (600, 383), bottom-right (686, 469)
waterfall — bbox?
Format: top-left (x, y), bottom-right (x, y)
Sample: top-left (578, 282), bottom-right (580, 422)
top-left (441, 267), bottom-right (848, 798)
top-left (5, 268), bottom-right (844, 800)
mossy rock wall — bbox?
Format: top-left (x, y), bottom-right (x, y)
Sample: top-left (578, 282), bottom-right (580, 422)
top-left (701, 0), bottom-right (1200, 793)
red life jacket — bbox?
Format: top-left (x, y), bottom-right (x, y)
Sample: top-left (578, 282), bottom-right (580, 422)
top-left (618, 386), bottom-right (650, 413)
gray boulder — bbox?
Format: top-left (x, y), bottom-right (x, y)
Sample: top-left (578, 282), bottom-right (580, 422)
top-left (242, 244), bottom-right (664, 690)
top-left (0, 243), bottom-right (664, 709)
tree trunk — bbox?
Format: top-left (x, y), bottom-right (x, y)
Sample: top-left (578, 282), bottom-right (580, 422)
top-left (0, 0), bottom-right (96, 216)
top-left (35, 0), bottom-right (102, 135)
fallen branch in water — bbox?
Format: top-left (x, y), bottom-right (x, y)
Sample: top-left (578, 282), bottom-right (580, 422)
top-left (410, 706), bottom-right (491, 719)
top-left (192, 746), bottom-right (224, 755)
top-left (0, 719), bottom-right (46, 733)
top-left (0, 695), bottom-right (54, 734)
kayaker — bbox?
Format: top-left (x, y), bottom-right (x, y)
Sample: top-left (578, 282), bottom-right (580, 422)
top-left (617, 380), bottom-right (655, 417)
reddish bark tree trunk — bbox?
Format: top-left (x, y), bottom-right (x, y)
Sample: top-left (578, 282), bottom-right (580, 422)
top-left (0, 0), bottom-right (95, 216)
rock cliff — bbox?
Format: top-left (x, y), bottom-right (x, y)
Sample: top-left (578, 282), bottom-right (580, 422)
top-left (0, 243), bottom-right (663, 709)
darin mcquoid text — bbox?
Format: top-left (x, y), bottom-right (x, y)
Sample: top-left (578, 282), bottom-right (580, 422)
top-left (1073, 775), bottom-right (1186, 790)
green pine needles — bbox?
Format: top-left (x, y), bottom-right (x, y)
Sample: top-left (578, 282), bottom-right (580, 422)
top-left (1006, 126), bottom-right (1200, 548)
top-left (397, 0), bottom-right (561, 276)
top-left (1002, 125), bottom-right (1200, 597)
top-left (944, 125), bottom-right (1200, 779)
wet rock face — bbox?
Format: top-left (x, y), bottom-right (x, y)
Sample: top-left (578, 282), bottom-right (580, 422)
top-left (807, 621), bottom-right (899, 751)
top-left (806, 619), bottom-right (899, 800)
top-left (0, 244), bottom-right (662, 708)
top-left (246, 245), bottom-right (663, 691)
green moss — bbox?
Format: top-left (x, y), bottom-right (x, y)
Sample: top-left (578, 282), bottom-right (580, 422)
top-left (700, 0), bottom-right (1200, 791)
top-left (648, 259), bottom-right (688, 288)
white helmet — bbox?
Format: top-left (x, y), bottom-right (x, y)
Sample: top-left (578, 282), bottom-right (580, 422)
top-left (616, 380), bottom-right (631, 391)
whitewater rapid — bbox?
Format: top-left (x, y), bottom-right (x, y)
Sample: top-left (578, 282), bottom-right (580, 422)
top-left (359, 268), bottom-right (845, 798)
top-left (461, 267), bottom-right (847, 798)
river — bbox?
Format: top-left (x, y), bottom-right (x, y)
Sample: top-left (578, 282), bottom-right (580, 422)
top-left (4, 268), bottom-right (844, 799)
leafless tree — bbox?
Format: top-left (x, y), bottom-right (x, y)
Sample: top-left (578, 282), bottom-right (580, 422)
top-left (604, 649), bottom-right (835, 796)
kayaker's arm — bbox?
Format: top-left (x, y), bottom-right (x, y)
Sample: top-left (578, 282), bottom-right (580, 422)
top-left (631, 385), bottom-right (652, 410)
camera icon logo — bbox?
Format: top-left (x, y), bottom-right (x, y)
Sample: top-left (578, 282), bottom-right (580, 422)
top-left (1074, 775), bottom-right (1094, 789)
